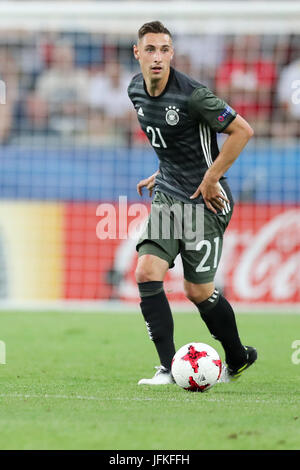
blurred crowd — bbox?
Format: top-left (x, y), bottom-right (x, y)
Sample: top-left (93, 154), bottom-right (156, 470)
top-left (0, 31), bottom-right (299, 146)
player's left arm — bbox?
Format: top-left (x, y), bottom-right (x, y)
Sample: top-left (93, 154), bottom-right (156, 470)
top-left (190, 114), bottom-right (254, 213)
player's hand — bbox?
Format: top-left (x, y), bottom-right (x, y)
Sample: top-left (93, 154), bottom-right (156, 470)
top-left (137, 171), bottom-right (158, 197)
top-left (190, 180), bottom-right (229, 214)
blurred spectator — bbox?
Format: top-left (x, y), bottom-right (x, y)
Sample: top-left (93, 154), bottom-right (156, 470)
top-left (173, 54), bottom-right (194, 77)
top-left (175, 34), bottom-right (225, 87)
top-left (0, 48), bottom-right (19, 144)
top-left (88, 62), bottom-right (134, 144)
top-left (16, 91), bottom-right (58, 137)
top-left (88, 62), bottom-right (132, 118)
top-left (33, 41), bottom-right (89, 135)
top-left (277, 55), bottom-right (300, 119)
top-left (215, 35), bottom-right (277, 136)
top-left (275, 53), bottom-right (300, 137)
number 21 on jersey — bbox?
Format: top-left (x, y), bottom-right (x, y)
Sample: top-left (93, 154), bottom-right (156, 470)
top-left (146, 126), bottom-right (167, 149)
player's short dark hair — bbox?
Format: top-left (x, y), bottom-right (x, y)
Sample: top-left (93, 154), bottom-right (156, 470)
top-left (138, 21), bottom-right (172, 40)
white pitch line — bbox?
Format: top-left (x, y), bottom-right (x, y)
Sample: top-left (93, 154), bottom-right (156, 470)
top-left (0, 393), bottom-right (221, 403)
top-left (0, 393), bottom-right (295, 405)
top-left (0, 393), bottom-right (103, 401)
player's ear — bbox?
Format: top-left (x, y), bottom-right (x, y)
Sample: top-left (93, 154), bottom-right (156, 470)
top-left (133, 45), bottom-right (139, 60)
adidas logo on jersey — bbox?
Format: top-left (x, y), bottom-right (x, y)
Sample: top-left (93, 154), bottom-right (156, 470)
top-left (137, 107), bottom-right (144, 116)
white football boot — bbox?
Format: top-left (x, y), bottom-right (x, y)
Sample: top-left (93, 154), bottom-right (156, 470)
top-left (138, 365), bottom-right (175, 385)
top-left (218, 363), bottom-right (231, 383)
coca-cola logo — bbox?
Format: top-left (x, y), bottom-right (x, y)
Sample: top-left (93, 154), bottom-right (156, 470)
top-left (233, 209), bottom-right (300, 300)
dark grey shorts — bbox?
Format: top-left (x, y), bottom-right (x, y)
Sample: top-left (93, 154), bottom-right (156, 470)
top-left (137, 190), bottom-right (233, 284)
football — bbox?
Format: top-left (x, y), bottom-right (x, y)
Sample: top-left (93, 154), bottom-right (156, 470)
top-left (171, 342), bottom-right (222, 392)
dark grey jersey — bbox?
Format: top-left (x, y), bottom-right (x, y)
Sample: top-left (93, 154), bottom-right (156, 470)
top-left (127, 67), bottom-right (237, 205)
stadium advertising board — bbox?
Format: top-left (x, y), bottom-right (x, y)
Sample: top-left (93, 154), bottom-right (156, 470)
top-left (65, 202), bottom-right (300, 305)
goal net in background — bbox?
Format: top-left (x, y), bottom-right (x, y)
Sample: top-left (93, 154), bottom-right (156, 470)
top-left (0, 1), bottom-right (299, 311)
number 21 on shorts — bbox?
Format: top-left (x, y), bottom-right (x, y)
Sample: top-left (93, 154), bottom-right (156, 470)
top-left (195, 237), bottom-right (220, 272)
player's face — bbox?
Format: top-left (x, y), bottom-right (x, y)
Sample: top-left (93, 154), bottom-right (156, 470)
top-left (134, 33), bottom-right (174, 83)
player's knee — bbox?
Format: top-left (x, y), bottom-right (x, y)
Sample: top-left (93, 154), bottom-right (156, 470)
top-left (184, 282), bottom-right (215, 304)
top-left (135, 265), bottom-right (153, 283)
top-left (135, 254), bottom-right (167, 283)
top-left (135, 256), bottom-right (154, 282)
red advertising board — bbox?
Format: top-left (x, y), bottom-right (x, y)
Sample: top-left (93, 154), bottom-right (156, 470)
top-left (223, 204), bottom-right (300, 304)
top-left (64, 202), bottom-right (300, 305)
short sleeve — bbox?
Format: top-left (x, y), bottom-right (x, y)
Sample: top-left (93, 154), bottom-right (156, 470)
top-left (188, 86), bottom-right (237, 132)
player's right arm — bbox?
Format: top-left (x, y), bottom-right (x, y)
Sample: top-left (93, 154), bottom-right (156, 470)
top-left (137, 170), bottom-right (159, 197)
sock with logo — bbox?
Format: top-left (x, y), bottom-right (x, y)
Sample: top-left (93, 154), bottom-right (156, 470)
top-left (138, 281), bottom-right (176, 371)
top-left (196, 289), bottom-right (247, 369)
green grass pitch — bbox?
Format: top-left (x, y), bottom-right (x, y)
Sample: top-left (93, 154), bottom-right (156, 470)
top-left (0, 310), bottom-right (299, 450)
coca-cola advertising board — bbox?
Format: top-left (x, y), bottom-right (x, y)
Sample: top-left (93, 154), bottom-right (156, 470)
top-left (218, 204), bottom-right (300, 304)
top-left (64, 202), bottom-right (300, 306)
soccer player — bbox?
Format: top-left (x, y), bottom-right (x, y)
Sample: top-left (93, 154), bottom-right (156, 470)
top-left (127, 21), bottom-right (257, 385)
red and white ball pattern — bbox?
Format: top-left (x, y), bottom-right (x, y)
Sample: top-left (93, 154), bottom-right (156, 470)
top-left (171, 342), bottom-right (222, 392)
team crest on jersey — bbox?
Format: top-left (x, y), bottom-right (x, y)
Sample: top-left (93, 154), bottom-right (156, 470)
top-left (165, 106), bottom-right (180, 126)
